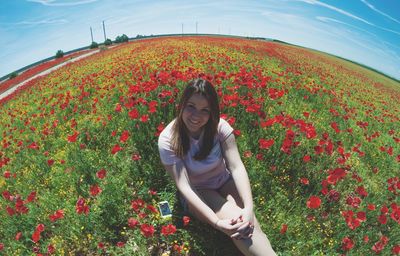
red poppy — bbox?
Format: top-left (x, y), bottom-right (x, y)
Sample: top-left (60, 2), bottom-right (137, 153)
top-left (128, 109), bottom-right (139, 119)
top-left (132, 153), bottom-right (141, 161)
top-left (111, 144), bottom-right (123, 154)
top-left (280, 224), bottom-right (288, 234)
top-left (259, 138), bottom-right (274, 149)
top-left (183, 216), bottom-right (190, 226)
top-left (115, 103), bottom-right (122, 112)
top-left (327, 168), bottom-right (347, 185)
top-left (148, 189), bottom-right (157, 196)
top-left (327, 190), bottom-right (340, 202)
top-left (346, 196), bottom-right (361, 208)
top-left (306, 196), bottom-right (321, 209)
top-left (47, 244), bottom-right (55, 254)
top-left (140, 224), bottom-right (155, 237)
top-left (90, 184), bottom-right (102, 196)
top-left (75, 198), bottom-right (89, 215)
top-left (119, 130), bottom-right (130, 143)
top-left (300, 178), bottom-right (309, 185)
top-left (96, 169), bottom-right (106, 179)
top-left (378, 214), bottom-right (387, 225)
top-left (3, 170), bottom-right (11, 179)
top-left (128, 217), bottom-right (139, 228)
top-left (67, 131), bottom-right (79, 143)
top-left (28, 142), bottom-right (39, 150)
top-left (49, 210), bottom-right (64, 222)
top-left (32, 231), bottom-right (41, 243)
top-left (372, 236), bottom-right (389, 253)
top-left (131, 199), bottom-right (145, 212)
top-left (140, 115), bottom-right (149, 122)
top-left (356, 211), bottom-right (366, 222)
top-left (161, 224), bottom-right (177, 236)
top-left (390, 203), bottom-right (400, 224)
top-left (26, 191), bottom-right (37, 202)
top-left (330, 122), bottom-right (340, 133)
top-left (146, 204), bottom-right (158, 214)
top-left (116, 242), bottom-right (125, 247)
top-left (303, 155), bottom-right (311, 162)
top-left (356, 186), bottom-right (368, 198)
top-left (36, 224), bottom-right (45, 233)
top-left (392, 245), bottom-right (400, 255)
top-left (342, 237), bottom-right (355, 251)
top-left (15, 232), bottom-right (22, 241)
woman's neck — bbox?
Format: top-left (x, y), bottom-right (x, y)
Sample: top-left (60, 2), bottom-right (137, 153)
top-left (189, 129), bottom-right (203, 140)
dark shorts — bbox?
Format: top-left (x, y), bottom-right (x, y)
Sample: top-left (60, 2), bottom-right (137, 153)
top-left (179, 174), bottom-right (233, 215)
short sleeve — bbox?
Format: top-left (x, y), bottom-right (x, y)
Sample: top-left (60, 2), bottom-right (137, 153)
top-left (158, 122), bottom-right (182, 166)
top-left (218, 118), bottom-right (234, 142)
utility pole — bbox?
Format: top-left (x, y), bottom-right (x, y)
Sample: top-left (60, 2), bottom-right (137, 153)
top-left (90, 27), bottom-right (94, 42)
top-left (196, 22), bottom-right (198, 34)
top-left (181, 23), bottom-right (184, 36)
top-left (102, 20), bottom-right (107, 41)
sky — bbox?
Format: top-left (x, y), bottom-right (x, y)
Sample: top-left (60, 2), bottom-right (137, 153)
top-left (1, 0), bottom-right (400, 80)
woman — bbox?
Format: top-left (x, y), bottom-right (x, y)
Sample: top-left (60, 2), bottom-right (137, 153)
top-left (158, 79), bottom-right (276, 255)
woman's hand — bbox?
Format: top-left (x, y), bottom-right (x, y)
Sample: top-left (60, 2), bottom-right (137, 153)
top-left (230, 208), bottom-right (255, 240)
top-left (214, 218), bottom-right (244, 237)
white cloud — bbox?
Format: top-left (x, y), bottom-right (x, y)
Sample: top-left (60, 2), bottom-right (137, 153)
top-left (27, 0), bottom-right (98, 6)
top-left (295, 0), bottom-right (374, 25)
top-left (296, 0), bottom-right (400, 37)
top-left (14, 19), bottom-right (69, 25)
top-left (360, 0), bottom-right (400, 24)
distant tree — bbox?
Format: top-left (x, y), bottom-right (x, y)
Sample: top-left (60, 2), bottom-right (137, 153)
top-left (55, 50), bottom-right (64, 58)
top-left (9, 72), bottom-right (18, 80)
top-left (115, 34), bottom-right (129, 43)
top-left (120, 34), bottom-right (129, 42)
top-left (104, 38), bottom-right (112, 46)
top-left (90, 41), bottom-right (99, 49)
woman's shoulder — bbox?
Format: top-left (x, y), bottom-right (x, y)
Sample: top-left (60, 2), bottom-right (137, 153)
top-left (217, 118), bottom-right (234, 142)
top-left (158, 119), bottom-right (176, 143)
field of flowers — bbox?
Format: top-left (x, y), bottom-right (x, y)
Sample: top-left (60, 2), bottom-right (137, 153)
top-left (0, 36), bottom-right (399, 255)
top-left (0, 49), bottom-right (96, 95)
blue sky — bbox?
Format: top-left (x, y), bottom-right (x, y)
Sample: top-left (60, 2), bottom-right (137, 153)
top-left (1, 0), bottom-right (399, 80)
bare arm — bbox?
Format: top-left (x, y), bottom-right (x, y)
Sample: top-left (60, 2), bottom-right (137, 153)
top-left (221, 133), bottom-right (254, 213)
top-left (163, 161), bottom-right (220, 226)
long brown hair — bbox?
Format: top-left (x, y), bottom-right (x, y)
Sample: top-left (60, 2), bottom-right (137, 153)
top-left (171, 79), bottom-right (220, 160)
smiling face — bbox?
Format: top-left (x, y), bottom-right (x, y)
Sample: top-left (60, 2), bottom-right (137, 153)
top-left (182, 93), bottom-right (211, 139)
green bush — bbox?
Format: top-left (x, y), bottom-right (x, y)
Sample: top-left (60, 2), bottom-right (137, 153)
top-left (90, 41), bottom-right (99, 49)
top-left (104, 38), bottom-right (112, 46)
top-left (115, 34), bottom-right (129, 43)
top-left (9, 72), bottom-right (18, 79)
top-left (55, 50), bottom-right (64, 58)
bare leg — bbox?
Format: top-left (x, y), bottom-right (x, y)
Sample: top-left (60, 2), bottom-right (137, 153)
top-left (188, 181), bottom-right (276, 256)
top-left (218, 179), bottom-right (276, 256)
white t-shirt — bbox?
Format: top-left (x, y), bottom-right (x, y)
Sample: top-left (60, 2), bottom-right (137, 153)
top-left (158, 118), bottom-right (234, 189)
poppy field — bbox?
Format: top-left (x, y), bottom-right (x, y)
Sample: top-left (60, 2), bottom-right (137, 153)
top-left (0, 49), bottom-right (95, 96)
top-left (0, 36), bottom-right (399, 255)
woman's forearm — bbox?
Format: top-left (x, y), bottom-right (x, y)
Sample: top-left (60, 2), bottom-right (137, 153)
top-left (231, 164), bottom-right (254, 211)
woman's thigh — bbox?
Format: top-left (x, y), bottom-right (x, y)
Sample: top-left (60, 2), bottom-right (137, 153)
top-left (191, 188), bottom-right (243, 221)
top-left (218, 178), bottom-right (244, 208)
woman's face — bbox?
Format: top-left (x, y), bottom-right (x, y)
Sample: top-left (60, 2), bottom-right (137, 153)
top-left (182, 93), bottom-right (211, 138)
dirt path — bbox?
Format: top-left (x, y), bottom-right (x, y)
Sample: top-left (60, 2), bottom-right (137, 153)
top-left (0, 50), bottom-right (100, 101)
